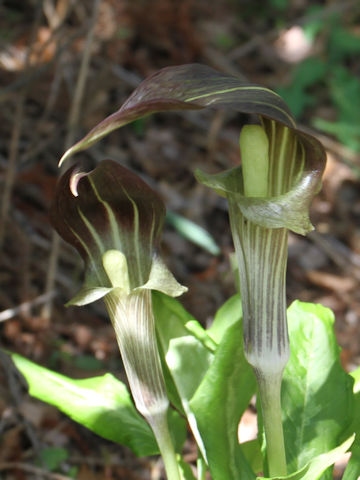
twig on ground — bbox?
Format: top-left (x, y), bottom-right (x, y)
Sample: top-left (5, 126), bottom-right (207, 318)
top-left (0, 291), bottom-right (57, 322)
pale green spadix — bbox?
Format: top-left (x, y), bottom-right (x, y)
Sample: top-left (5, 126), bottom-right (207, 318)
top-left (103, 249), bottom-right (130, 294)
top-left (239, 125), bottom-right (269, 198)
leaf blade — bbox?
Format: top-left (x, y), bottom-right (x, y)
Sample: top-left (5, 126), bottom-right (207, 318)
top-left (281, 301), bottom-right (354, 474)
top-left (190, 321), bottom-right (257, 480)
top-left (258, 435), bottom-right (355, 480)
top-left (10, 352), bottom-right (158, 456)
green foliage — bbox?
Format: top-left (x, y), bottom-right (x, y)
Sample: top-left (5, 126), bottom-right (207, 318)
top-left (38, 447), bottom-right (68, 472)
top-left (177, 455), bottom-right (197, 480)
top-left (190, 321), bottom-right (257, 480)
top-left (214, 31), bottom-right (237, 50)
top-left (166, 211), bottom-right (220, 255)
top-left (7, 294), bottom-right (359, 478)
top-left (342, 441), bottom-right (360, 480)
top-left (270, 0), bottom-right (288, 11)
top-left (241, 439), bottom-right (263, 474)
top-left (313, 66), bottom-right (360, 152)
top-left (282, 301), bottom-right (354, 477)
top-left (277, 58), bottom-right (326, 118)
top-left (328, 25), bottom-right (360, 62)
top-left (207, 293), bottom-right (242, 344)
top-left (258, 435), bottom-right (355, 480)
top-left (342, 366), bottom-right (360, 479)
top-left (153, 291), bottom-right (214, 460)
top-left (277, 13), bottom-right (360, 152)
top-left (10, 353), bottom-right (158, 456)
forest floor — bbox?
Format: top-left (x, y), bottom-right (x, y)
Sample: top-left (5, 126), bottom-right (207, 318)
top-left (0, 1), bottom-right (360, 479)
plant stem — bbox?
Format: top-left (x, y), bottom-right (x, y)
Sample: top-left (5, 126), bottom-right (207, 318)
top-left (104, 288), bottom-right (181, 480)
top-left (149, 411), bottom-right (181, 480)
top-left (256, 371), bottom-right (287, 477)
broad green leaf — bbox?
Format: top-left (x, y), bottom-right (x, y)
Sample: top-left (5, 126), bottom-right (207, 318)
top-left (153, 291), bottom-right (214, 459)
top-left (282, 301), bottom-right (354, 476)
top-left (10, 352), bottom-right (157, 456)
top-left (190, 321), bottom-right (257, 480)
top-left (258, 435), bottom-right (354, 480)
top-left (153, 292), bottom-right (214, 394)
top-left (207, 293), bottom-right (242, 344)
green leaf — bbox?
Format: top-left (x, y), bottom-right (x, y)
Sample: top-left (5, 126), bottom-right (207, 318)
top-left (312, 119), bottom-right (360, 153)
top-left (207, 293), bottom-right (242, 344)
top-left (282, 301), bottom-right (354, 475)
top-left (38, 447), bottom-right (68, 472)
top-left (10, 352), bottom-right (158, 456)
top-left (258, 435), bottom-right (354, 480)
top-left (166, 210), bottom-right (220, 256)
top-left (343, 367), bottom-right (360, 479)
top-left (350, 365), bottom-right (360, 395)
top-left (313, 66), bottom-right (360, 153)
top-left (348, 366), bottom-right (360, 437)
top-left (190, 321), bottom-right (257, 480)
top-left (168, 408), bottom-right (188, 454)
top-left (241, 439), bottom-right (263, 475)
top-left (276, 58), bottom-right (326, 118)
top-left (177, 455), bottom-right (197, 480)
top-left (342, 441), bottom-right (360, 480)
top-left (329, 26), bottom-right (360, 61)
top-left (153, 291), bottom-right (214, 459)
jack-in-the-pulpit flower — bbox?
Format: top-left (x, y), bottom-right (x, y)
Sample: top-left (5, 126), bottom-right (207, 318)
top-left (50, 160), bottom-right (186, 480)
top-left (196, 119), bottom-right (326, 476)
top-left (56, 64), bottom-right (326, 476)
